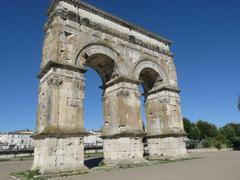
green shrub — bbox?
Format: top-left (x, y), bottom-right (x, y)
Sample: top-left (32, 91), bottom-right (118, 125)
top-left (232, 137), bottom-right (240, 150)
top-left (202, 138), bottom-right (214, 148)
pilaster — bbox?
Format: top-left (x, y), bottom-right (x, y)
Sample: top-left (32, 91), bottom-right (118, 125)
top-left (33, 61), bottom-right (88, 174)
top-left (145, 86), bottom-right (187, 159)
top-left (101, 77), bottom-right (146, 165)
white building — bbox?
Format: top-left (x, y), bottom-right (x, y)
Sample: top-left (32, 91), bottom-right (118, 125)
top-left (0, 129), bottom-right (34, 151)
top-left (83, 130), bottom-right (103, 148)
top-left (0, 133), bottom-right (9, 151)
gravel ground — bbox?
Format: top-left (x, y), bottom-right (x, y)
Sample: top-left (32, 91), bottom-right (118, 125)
top-left (1, 151), bottom-right (239, 180)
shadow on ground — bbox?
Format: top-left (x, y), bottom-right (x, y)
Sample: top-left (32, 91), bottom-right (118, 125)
top-left (84, 157), bottom-right (103, 169)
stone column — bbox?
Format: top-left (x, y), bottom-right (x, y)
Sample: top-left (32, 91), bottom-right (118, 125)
top-left (145, 86), bottom-right (187, 160)
top-left (32, 61), bottom-right (88, 174)
top-left (101, 77), bottom-right (145, 165)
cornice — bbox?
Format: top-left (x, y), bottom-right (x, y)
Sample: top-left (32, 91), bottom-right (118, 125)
top-left (147, 85), bottom-right (181, 95)
top-left (101, 75), bottom-right (142, 89)
top-left (33, 131), bottom-right (89, 140)
top-left (38, 60), bottom-right (87, 79)
top-left (101, 131), bottom-right (146, 139)
top-left (45, 3), bottom-right (174, 57)
top-left (47, 0), bottom-right (173, 46)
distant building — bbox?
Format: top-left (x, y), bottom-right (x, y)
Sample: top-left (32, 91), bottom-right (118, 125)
top-left (0, 129), bottom-right (34, 151)
top-left (0, 143), bottom-right (8, 151)
top-left (83, 130), bottom-right (103, 148)
top-left (0, 133), bottom-right (8, 151)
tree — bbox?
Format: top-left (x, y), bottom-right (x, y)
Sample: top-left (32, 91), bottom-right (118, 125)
top-left (226, 123), bottom-right (240, 136)
top-left (183, 117), bottom-right (199, 139)
top-left (219, 124), bottom-right (236, 140)
top-left (214, 134), bottom-right (228, 149)
top-left (189, 126), bottom-right (201, 140)
top-left (183, 117), bottom-right (193, 134)
top-left (238, 96), bottom-right (240, 111)
top-left (232, 137), bottom-right (240, 150)
top-left (183, 117), bottom-right (201, 149)
top-left (196, 120), bottom-right (218, 140)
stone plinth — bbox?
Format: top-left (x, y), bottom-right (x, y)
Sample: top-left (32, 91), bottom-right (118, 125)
top-left (103, 137), bottom-right (145, 165)
top-left (32, 136), bottom-right (87, 175)
top-left (147, 137), bottom-right (187, 160)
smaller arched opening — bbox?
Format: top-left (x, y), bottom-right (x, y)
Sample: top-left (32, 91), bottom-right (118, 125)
top-left (138, 68), bottom-right (162, 128)
top-left (134, 60), bottom-right (167, 136)
top-left (139, 67), bottom-right (162, 98)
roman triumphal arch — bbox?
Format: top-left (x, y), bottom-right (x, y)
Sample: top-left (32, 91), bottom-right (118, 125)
top-left (33, 0), bottom-right (187, 174)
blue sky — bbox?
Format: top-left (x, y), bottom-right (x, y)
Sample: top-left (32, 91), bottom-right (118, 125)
top-left (0, 0), bottom-right (239, 132)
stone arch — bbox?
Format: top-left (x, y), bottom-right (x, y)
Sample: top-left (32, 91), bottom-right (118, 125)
top-left (75, 44), bottom-right (121, 83)
top-left (34, 0), bottom-right (187, 174)
top-left (134, 59), bottom-right (169, 91)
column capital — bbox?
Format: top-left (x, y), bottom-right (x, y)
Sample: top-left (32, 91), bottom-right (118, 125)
top-left (100, 76), bottom-right (141, 89)
top-left (146, 129), bottom-right (186, 138)
top-left (146, 85), bottom-right (181, 95)
top-left (33, 129), bottom-right (89, 140)
top-left (38, 60), bottom-right (87, 79)
top-left (101, 131), bottom-right (146, 139)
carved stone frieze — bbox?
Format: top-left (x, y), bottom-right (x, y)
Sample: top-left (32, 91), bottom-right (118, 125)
top-left (135, 91), bottom-right (141, 98)
top-left (159, 97), bottom-right (171, 104)
top-left (67, 97), bottom-right (81, 107)
top-left (46, 8), bottom-right (173, 57)
top-left (77, 82), bottom-right (85, 90)
top-left (117, 89), bottom-right (129, 97)
top-left (47, 78), bottom-right (63, 86)
top-left (176, 99), bottom-right (181, 105)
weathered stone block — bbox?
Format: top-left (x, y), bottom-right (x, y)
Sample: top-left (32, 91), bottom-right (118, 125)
top-left (147, 137), bottom-right (187, 160)
top-left (32, 137), bottom-right (87, 175)
top-left (103, 137), bottom-right (145, 165)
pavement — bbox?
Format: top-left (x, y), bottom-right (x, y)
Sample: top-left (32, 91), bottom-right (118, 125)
top-left (0, 151), bottom-right (239, 180)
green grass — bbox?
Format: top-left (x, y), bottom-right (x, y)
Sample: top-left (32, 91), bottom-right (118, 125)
top-left (10, 169), bottom-right (43, 180)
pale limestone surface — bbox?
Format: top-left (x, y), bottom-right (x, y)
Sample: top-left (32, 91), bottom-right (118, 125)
top-left (103, 137), bottom-right (145, 165)
top-left (148, 137), bottom-right (187, 160)
top-left (33, 137), bottom-right (86, 175)
top-left (33, 0), bottom-right (187, 175)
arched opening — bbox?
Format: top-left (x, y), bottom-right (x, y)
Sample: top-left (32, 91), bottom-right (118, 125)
top-left (139, 67), bottom-right (162, 96)
top-left (138, 68), bottom-right (162, 122)
top-left (83, 53), bottom-right (116, 167)
top-left (74, 44), bottom-right (122, 167)
top-left (84, 69), bottom-right (103, 131)
top-left (133, 60), bottom-right (167, 135)
top-left (83, 53), bottom-right (115, 128)
top-left (137, 67), bottom-right (162, 156)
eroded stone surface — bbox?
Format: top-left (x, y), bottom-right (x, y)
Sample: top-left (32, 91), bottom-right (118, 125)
top-left (148, 137), bottom-right (187, 160)
top-left (32, 137), bottom-right (87, 175)
top-left (103, 137), bottom-right (145, 165)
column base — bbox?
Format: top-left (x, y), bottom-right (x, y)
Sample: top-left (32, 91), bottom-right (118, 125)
top-left (32, 137), bottom-right (88, 175)
top-left (103, 137), bottom-right (146, 166)
top-left (147, 137), bottom-right (188, 160)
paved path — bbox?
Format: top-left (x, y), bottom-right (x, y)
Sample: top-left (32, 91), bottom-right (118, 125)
top-left (1, 151), bottom-right (239, 180)
top-left (0, 160), bottom-right (32, 180)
